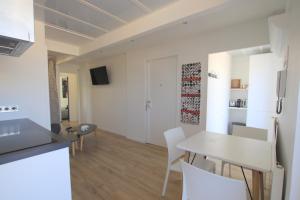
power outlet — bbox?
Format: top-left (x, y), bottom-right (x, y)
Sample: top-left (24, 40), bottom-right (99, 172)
top-left (11, 105), bottom-right (19, 111)
top-left (0, 105), bottom-right (19, 112)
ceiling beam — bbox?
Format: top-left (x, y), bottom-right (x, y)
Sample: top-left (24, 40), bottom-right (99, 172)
top-left (129, 0), bottom-right (152, 13)
top-left (34, 3), bottom-right (109, 33)
top-left (76, 0), bottom-right (127, 24)
top-left (46, 39), bottom-right (80, 56)
top-left (45, 23), bottom-right (96, 40)
top-left (56, 55), bottom-right (77, 65)
top-left (80, 0), bottom-right (226, 55)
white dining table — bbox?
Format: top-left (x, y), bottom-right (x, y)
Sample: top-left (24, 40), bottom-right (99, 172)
top-left (177, 131), bottom-right (273, 200)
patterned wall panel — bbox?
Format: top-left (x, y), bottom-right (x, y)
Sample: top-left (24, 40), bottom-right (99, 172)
top-left (181, 62), bottom-right (201, 125)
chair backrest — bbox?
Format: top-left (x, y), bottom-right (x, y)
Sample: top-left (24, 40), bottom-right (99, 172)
top-left (181, 161), bottom-right (247, 200)
top-left (232, 125), bottom-right (268, 141)
top-left (164, 127), bottom-right (186, 164)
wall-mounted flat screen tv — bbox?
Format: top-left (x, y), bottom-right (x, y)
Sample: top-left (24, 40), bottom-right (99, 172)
top-left (90, 66), bottom-right (109, 85)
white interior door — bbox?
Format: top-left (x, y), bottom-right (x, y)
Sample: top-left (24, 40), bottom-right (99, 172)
top-left (146, 56), bottom-right (177, 146)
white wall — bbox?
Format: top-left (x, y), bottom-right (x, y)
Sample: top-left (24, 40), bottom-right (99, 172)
top-left (281, 0), bottom-right (300, 198)
top-left (289, 84), bottom-right (300, 200)
top-left (67, 73), bottom-right (79, 122)
top-left (80, 54), bottom-right (127, 136)
top-left (125, 18), bottom-right (269, 142)
top-left (0, 21), bottom-right (50, 129)
top-left (206, 52), bottom-right (231, 134)
top-left (231, 55), bottom-right (250, 86)
top-left (79, 18), bottom-right (268, 142)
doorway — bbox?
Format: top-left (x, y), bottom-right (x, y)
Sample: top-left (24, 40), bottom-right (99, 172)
top-left (60, 74), bottom-right (70, 121)
top-left (146, 56), bottom-right (178, 146)
top-left (59, 73), bottom-right (79, 123)
top-left (206, 45), bottom-right (282, 134)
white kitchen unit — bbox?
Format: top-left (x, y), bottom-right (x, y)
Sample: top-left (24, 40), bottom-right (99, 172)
top-left (247, 53), bottom-right (283, 129)
top-left (0, 148), bottom-right (72, 200)
top-left (0, 119), bottom-right (72, 200)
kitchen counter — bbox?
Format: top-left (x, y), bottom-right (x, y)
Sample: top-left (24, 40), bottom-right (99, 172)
top-left (0, 118), bottom-right (69, 165)
top-left (0, 118), bottom-right (72, 200)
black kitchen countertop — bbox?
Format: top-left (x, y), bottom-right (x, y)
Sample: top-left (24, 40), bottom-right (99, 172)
top-left (0, 118), bottom-right (70, 165)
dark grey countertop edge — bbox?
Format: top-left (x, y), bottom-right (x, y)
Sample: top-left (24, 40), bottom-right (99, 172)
top-left (0, 134), bottom-right (70, 165)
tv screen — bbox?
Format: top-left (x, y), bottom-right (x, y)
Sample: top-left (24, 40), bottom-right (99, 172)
top-left (90, 66), bottom-right (109, 85)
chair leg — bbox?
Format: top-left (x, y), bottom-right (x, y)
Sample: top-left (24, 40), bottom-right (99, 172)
top-left (162, 167), bottom-right (170, 196)
top-left (221, 161), bottom-right (225, 176)
top-left (80, 136), bottom-right (84, 152)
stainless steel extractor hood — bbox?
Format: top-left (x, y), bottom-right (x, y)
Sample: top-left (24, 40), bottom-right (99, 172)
top-left (0, 0), bottom-right (35, 57)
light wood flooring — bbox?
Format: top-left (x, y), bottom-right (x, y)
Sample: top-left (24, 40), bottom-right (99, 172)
top-left (65, 127), bottom-right (271, 200)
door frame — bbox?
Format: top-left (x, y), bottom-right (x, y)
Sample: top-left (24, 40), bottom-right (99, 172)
top-left (59, 74), bottom-right (70, 121)
top-left (58, 72), bottom-right (80, 123)
top-left (145, 55), bottom-right (178, 145)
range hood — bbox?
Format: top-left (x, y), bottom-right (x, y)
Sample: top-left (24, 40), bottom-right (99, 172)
top-left (0, 0), bottom-right (35, 57)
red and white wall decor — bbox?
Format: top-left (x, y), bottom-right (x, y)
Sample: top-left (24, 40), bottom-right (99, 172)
top-left (181, 62), bottom-right (201, 125)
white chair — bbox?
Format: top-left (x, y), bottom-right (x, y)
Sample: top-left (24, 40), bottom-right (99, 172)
top-left (162, 127), bottom-right (216, 196)
top-left (232, 125), bottom-right (268, 140)
top-left (221, 125), bottom-right (268, 176)
top-left (181, 161), bottom-right (247, 200)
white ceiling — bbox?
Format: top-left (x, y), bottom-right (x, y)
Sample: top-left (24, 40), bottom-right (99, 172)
top-left (34, 0), bottom-right (178, 45)
top-left (66, 0), bottom-right (286, 64)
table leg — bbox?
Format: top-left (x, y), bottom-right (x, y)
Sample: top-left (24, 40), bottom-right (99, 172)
top-left (260, 172), bottom-right (264, 200)
top-left (72, 142), bottom-right (75, 157)
top-left (80, 136), bottom-right (84, 152)
top-left (252, 170), bottom-right (263, 200)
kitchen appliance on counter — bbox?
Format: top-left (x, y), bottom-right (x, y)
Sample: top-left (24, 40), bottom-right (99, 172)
top-left (229, 99), bottom-right (247, 108)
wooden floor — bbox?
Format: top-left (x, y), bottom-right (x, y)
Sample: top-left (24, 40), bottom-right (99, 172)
top-left (65, 127), bottom-right (271, 200)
